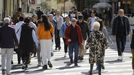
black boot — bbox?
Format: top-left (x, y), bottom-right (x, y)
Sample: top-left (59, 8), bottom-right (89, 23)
top-left (98, 64), bottom-right (102, 75)
top-left (89, 64), bottom-right (94, 75)
top-left (48, 61), bottom-right (53, 68)
top-left (42, 65), bottom-right (47, 70)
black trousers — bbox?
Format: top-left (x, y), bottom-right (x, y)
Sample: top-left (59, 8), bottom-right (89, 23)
top-left (14, 48), bottom-right (22, 64)
top-left (63, 38), bottom-right (68, 53)
top-left (90, 63), bottom-right (101, 75)
top-left (21, 50), bottom-right (31, 65)
top-left (55, 30), bottom-right (61, 48)
top-left (116, 35), bottom-right (126, 56)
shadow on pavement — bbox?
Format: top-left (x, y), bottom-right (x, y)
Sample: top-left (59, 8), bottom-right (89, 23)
top-left (81, 70), bottom-right (108, 75)
top-left (24, 69), bottom-right (45, 74)
top-left (54, 57), bottom-right (69, 61)
top-left (11, 70), bottom-right (25, 74)
top-left (105, 59), bottom-right (124, 64)
top-left (56, 62), bottom-right (81, 70)
top-left (12, 64), bottom-right (22, 70)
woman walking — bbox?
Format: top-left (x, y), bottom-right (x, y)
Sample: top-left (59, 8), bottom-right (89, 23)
top-left (19, 18), bottom-right (38, 70)
top-left (37, 15), bottom-right (54, 70)
top-left (85, 22), bottom-right (108, 75)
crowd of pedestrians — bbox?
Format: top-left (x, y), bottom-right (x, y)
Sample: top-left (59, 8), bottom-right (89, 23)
top-left (0, 7), bottom-right (133, 75)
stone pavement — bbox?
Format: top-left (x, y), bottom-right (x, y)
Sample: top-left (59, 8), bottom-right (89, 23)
top-left (0, 37), bottom-right (133, 75)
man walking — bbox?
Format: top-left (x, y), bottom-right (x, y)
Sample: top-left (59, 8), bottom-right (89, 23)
top-left (112, 9), bottom-right (130, 61)
top-left (77, 14), bottom-right (89, 61)
top-left (65, 18), bottom-right (83, 66)
top-left (0, 17), bottom-right (18, 75)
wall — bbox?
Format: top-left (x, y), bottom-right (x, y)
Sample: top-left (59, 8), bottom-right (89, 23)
top-left (0, 0), bottom-right (3, 20)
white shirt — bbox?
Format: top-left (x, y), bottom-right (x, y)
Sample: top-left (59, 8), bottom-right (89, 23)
top-left (14, 21), bottom-right (24, 43)
top-left (90, 17), bottom-right (96, 31)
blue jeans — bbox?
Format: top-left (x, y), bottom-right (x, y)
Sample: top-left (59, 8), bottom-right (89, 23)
top-left (69, 43), bottom-right (79, 64)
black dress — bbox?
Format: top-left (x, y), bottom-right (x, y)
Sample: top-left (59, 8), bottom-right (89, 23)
top-left (19, 24), bottom-right (34, 64)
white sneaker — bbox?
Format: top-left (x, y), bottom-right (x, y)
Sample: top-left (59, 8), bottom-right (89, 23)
top-left (117, 56), bottom-right (123, 62)
top-left (64, 53), bottom-right (67, 57)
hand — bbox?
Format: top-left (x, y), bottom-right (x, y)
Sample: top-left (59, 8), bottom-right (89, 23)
top-left (85, 44), bottom-right (89, 49)
top-left (68, 39), bottom-right (71, 42)
top-left (51, 52), bottom-right (54, 57)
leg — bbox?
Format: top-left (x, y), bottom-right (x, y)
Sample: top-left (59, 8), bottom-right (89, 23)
top-left (121, 36), bottom-right (126, 53)
top-left (46, 40), bottom-right (53, 68)
top-left (1, 48), bottom-right (6, 71)
top-left (17, 49), bottom-right (21, 64)
top-left (40, 40), bottom-right (48, 70)
top-left (6, 48), bottom-right (14, 74)
top-left (116, 36), bottom-right (122, 56)
top-left (37, 46), bottom-right (41, 66)
top-left (55, 31), bottom-right (58, 50)
top-left (57, 30), bottom-right (61, 50)
top-left (63, 38), bottom-right (68, 57)
top-left (89, 64), bottom-right (94, 75)
top-left (22, 50), bottom-right (29, 70)
top-left (74, 43), bottom-right (79, 66)
top-left (79, 42), bottom-right (85, 60)
top-left (69, 43), bottom-right (74, 63)
top-left (25, 50), bottom-right (31, 65)
top-left (97, 63), bottom-right (102, 75)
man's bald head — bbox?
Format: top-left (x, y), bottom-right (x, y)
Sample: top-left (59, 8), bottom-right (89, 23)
top-left (118, 9), bottom-right (125, 17)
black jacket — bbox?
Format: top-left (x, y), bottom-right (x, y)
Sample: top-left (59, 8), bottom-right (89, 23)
top-left (0, 24), bottom-right (18, 48)
top-left (19, 24), bottom-right (35, 52)
top-left (77, 21), bottom-right (89, 40)
top-left (112, 16), bottom-right (130, 36)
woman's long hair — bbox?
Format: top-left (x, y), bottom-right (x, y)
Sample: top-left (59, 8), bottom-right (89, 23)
top-left (42, 15), bottom-right (51, 31)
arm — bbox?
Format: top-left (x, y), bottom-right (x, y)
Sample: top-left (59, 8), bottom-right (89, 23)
top-left (37, 24), bottom-right (41, 40)
top-left (50, 24), bottom-right (54, 37)
top-left (126, 17), bottom-right (130, 35)
top-left (85, 33), bottom-right (92, 49)
top-left (13, 29), bottom-right (18, 47)
top-left (32, 30), bottom-right (39, 48)
top-left (65, 26), bottom-right (71, 44)
top-left (112, 17), bottom-right (117, 35)
top-left (85, 22), bottom-right (90, 39)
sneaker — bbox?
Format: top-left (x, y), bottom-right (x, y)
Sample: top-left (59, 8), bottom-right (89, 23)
top-left (7, 73), bottom-right (11, 75)
top-left (64, 53), bottom-right (67, 57)
top-left (74, 63), bottom-right (78, 67)
top-left (48, 61), bottom-right (53, 68)
top-left (101, 64), bottom-right (105, 69)
top-left (2, 69), bottom-right (6, 74)
top-left (37, 63), bottom-right (41, 67)
top-left (55, 47), bottom-right (57, 50)
top-left (59, 47), bottom-right (61, 50)
top-left (117, 56), bottom-right (123, 62)
top-left (42, 65), bottom-right (47, 70)
top-left (22, 65), bottom-right (28, 70)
